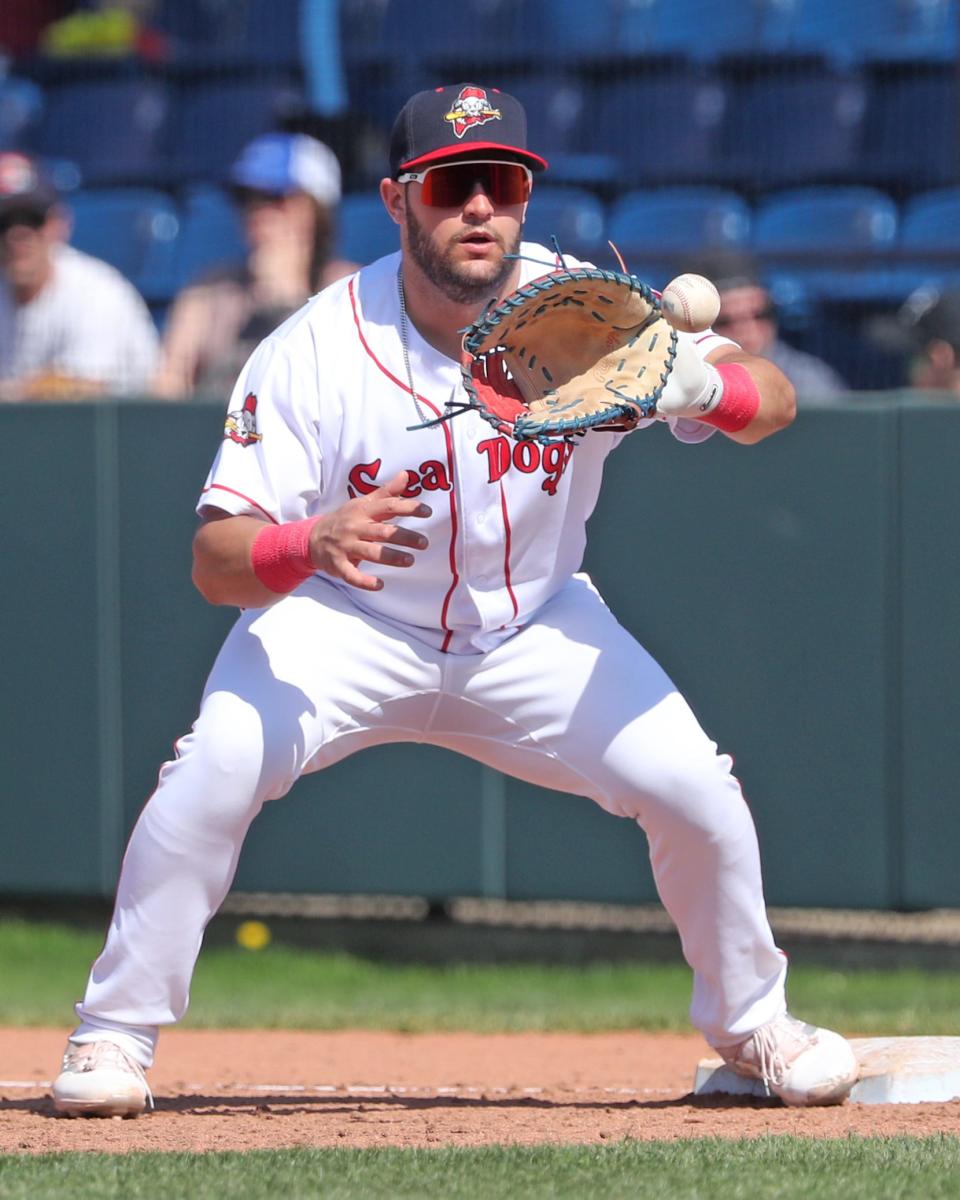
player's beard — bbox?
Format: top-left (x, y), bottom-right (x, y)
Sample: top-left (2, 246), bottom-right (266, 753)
top-left (404, 206), bottom-right (520, 306)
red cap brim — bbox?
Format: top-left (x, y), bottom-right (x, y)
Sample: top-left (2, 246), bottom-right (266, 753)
top-left (398, 142), bottom-right (549, 174)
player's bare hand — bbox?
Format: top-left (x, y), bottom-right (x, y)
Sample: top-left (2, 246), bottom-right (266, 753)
top-left (308, 470), bottom-right (431, 591)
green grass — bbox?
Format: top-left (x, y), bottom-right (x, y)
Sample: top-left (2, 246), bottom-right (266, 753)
top-left (2, 1138), bottom-right (960, 1199)
top-left (5, 918), bottom-right (959, 1196)
top-left (3, 917), bottom-right (960, 1035)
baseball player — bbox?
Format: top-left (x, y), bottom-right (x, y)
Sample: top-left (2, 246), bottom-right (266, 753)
top-left (52, 83), bottom-right (859, 1117)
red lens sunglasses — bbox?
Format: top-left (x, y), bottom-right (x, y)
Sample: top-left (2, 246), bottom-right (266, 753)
top-left (397, 159), bottom-right (532, 208)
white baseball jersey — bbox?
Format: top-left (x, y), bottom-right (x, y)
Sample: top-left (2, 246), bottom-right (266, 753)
top-left (70, 245), bottom-right (789, 1069)
top-left (199, 245), bottom-right (733, 654)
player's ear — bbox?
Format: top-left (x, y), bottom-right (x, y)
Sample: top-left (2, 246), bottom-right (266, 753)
top-left (380, 178), bottom-right (405, 226)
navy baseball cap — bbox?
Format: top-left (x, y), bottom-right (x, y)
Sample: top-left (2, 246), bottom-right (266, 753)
top-left (0, 152), bottom-right (57, 220)
top-left (389, 84), bottom-right (548, 178)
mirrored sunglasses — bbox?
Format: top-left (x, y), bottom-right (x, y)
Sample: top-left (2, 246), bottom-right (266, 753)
top-left (713, 306), bottom-right (776, 330)
top-left (397, 160), bottom-right (532, 208)
top-left (230, 185), bottom-right (289, 208)
top-left (0, 207), bottom-right (48, 235)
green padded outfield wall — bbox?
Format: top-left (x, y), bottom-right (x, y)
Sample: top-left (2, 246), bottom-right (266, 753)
top-left (0, 399), bottom-right (954, 908)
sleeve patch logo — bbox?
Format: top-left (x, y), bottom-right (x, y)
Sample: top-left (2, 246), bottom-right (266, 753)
top-left (225, 393), bottom-right (263, 446)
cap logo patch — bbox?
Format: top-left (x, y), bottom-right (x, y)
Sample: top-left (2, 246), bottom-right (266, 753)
top-left (225, 392), bottom-right (263, 446)
top-left (444, 86), bottom-right (501, 139)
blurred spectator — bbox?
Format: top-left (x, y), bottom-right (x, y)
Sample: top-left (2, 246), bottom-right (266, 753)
top-left (693, 253), bottom-right (848, 406)
top-left (39, 1), bottom-right (167, 62)
top-left (153, 132), bottom-right (357, 400)
top-left (870, 288), bottom-right (960, 396)
top-left (0, 152), bottom-right (159, 402)
top-left (0, 0), bottom-right (71, 59)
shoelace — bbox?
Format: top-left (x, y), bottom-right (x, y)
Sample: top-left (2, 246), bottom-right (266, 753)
top-left (749, 1024), bottom-right (790, 1089)
top-left (65, 1041), bottom-right (155, 1110)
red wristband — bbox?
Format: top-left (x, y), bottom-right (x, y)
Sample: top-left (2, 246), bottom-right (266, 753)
top-left (701, 363), bottom-right (761, 433)
top-left (251, 517), bottom-right (321, 594)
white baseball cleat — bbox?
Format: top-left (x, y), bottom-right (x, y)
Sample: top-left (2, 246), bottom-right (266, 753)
top-left (52, 1040), bottom-right (153, 1117)
top-left (715, 1012), bottom-right (859, 1106)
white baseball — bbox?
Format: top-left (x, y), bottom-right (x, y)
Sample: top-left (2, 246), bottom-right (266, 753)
top-left (660, 274), bottom-right (721, 334)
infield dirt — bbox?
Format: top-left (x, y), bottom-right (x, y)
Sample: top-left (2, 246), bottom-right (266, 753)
top-left (2, 1028), bottom-right (959, 1152)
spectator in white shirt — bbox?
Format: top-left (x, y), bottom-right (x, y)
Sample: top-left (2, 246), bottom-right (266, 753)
top-left (0, 152), bottom-right (159, 402)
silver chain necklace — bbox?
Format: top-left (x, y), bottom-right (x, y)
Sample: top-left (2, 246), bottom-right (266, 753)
top-left (396, 267), bottom-right (433, 426)
top-left (397, 267), bottom-right (458, 430)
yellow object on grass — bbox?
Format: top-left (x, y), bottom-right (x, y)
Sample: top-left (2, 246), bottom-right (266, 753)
top-left (235, 920), bottom-right (272, 951)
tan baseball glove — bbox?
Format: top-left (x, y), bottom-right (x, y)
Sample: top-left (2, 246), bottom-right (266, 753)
top-left (459, 266), bottom-right (677, 443)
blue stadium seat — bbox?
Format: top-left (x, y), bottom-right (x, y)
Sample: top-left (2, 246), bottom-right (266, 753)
top-left (519, 0), bottom-right (621, 60)
top-left (521, 185), bottom-right (606, 260)
top-left (895, 188), bottom-right (960, 295)
top-left (775, 0), bottom-right (889, 62)
top-left (753, 186), bottom-right (899, 301)
top-left (152, 0), bottom-right (232, 47)
top-left (336, 192), bottom-right (399, 265)
top-left (341, 58), bottom-right (416, 148)
top-left (230, 0), bottom-right (305, 68)
top-left (585, 68), bottom-right (727, 186)
top-left (901, 188), bottom-right (960, 250)
top-left (753, 186), bottom-right (898, 253)
top-left (497, 75), bottom-right (618, 188)
top-left (373, 0), bottom-right (523, 66)
top-left (606, 187), bottom-right (751, 280)
top-left (67, 188), bottom-right (180, 302)
top-left (877, 0), bottom-right (959, 62)
top-left (155, 0), bottom-right (312, 69)
top-left (0, 76), bottom-right (43, 151)
top-left (859, 65), bottom-right (959, 191)
top-left (644, 0), bottom-right (768, 60)
top-left (501, 75), bottom-right (585, 155)
top-left (773, 0), bottom-right (959, 65)
top-left (165, 75), bottom-right (306, 183)
top-left (172, 185), bottom-right (247, 290)
top-left (718, 68), bottom-right (866, 188)
top-left (519, 0), bottom-right (779, 62)
top-left (27, 76), bottom-right (170, 186)
top-left (608, 187), bottom-right (751, 252)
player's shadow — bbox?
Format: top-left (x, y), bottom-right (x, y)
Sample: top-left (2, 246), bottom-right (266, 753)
top-left (15, 1090), bottom-right (782, 1120)
top-left (153, 1091), bottom-right (695, 1116)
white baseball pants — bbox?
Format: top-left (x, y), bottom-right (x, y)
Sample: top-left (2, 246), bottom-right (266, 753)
top-left (72, 574), bottom-right (786, 1067)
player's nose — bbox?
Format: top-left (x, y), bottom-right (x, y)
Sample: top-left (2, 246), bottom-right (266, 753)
top-left (462, 184), bottom-right (495, 219)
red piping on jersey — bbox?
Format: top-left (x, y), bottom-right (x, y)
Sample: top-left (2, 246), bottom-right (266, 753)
top-left (498, 479), bottom-right (519, 624)
top-left (200, 483), bottom-right (278, 524)
top-left (348, 276), bottom-right (460, 653)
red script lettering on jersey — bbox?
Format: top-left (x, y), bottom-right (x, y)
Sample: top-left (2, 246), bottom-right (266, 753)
top-left (346, 440), bottom-right (574, 501)
top-left (347, 458), bottom-right (453, 499)
top-left (476, 437), bottom-right (574, 496)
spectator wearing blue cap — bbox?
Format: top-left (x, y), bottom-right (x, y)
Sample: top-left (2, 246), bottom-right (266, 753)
top-left (153, 132), bottom-right (357, 400)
